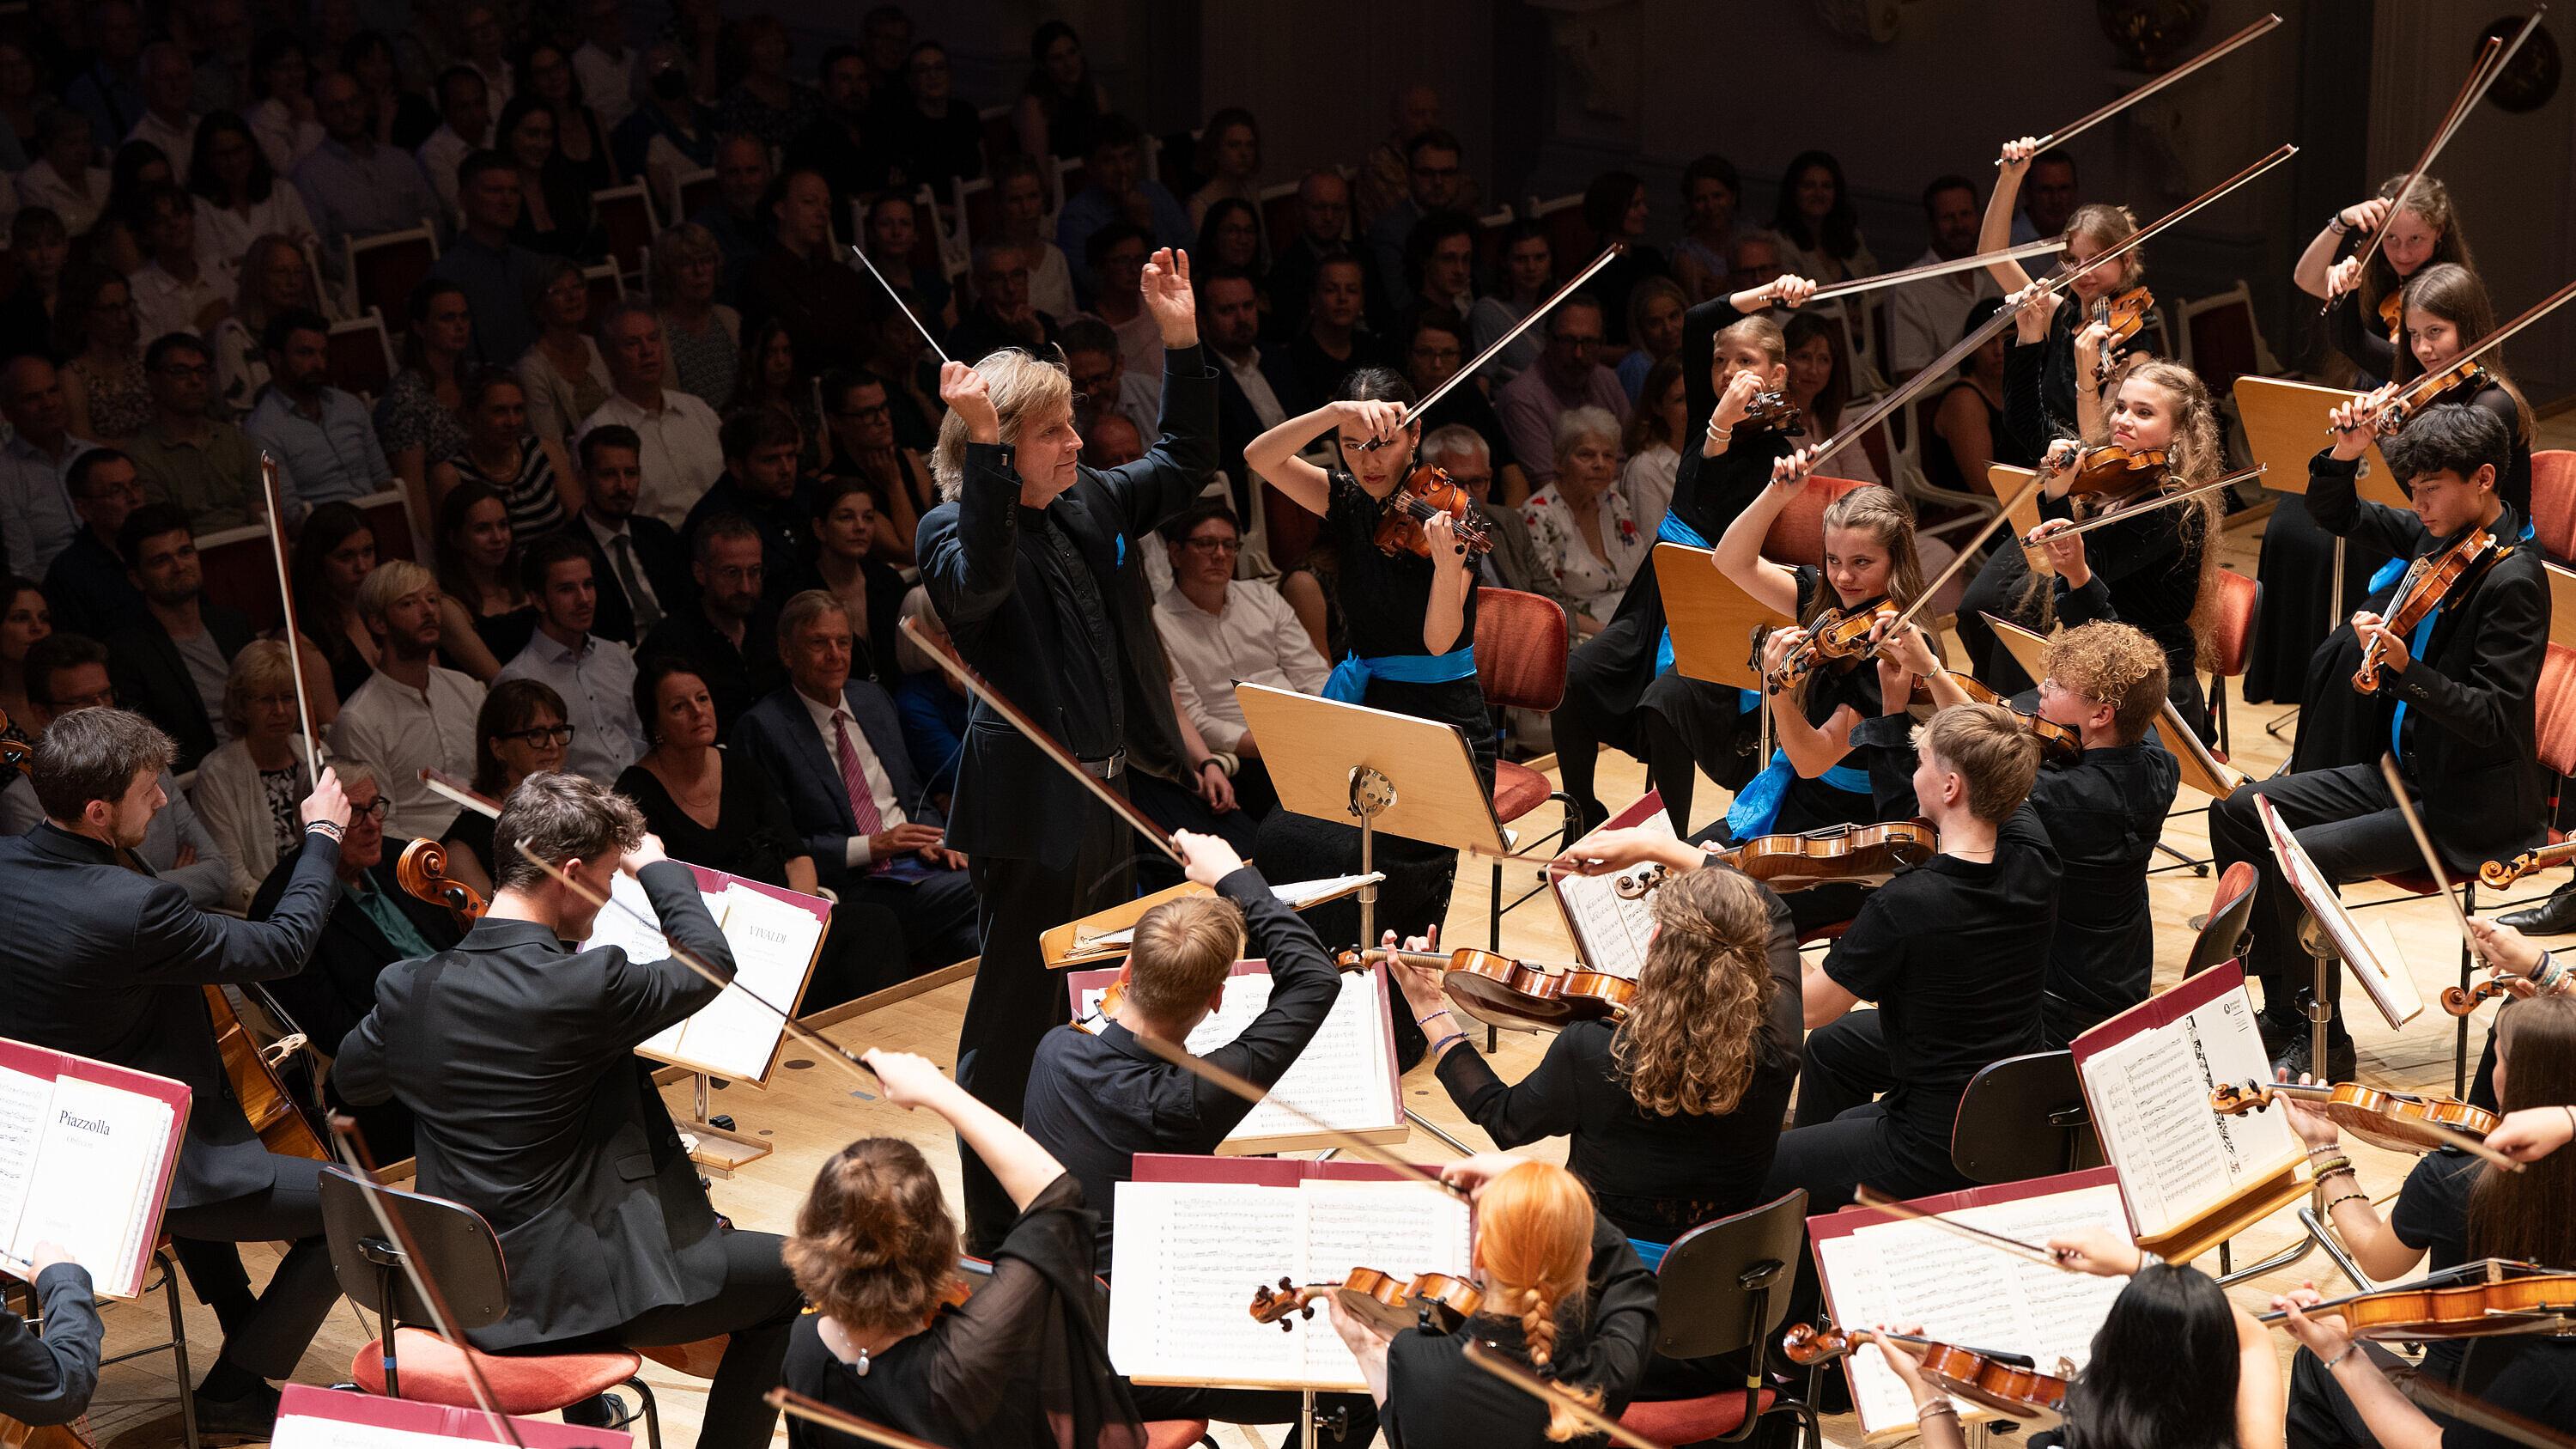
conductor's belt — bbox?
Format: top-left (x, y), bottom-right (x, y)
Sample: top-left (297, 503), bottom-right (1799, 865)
top-left (1078, 752), bottom-right (1126, 780)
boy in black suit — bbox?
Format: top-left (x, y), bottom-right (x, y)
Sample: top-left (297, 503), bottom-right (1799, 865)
top-left (2209, 403), bottom-right (2546, 1082)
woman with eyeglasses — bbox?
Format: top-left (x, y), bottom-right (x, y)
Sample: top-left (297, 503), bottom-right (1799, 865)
top-left (817, 369), bottom-right (933, 569)
top-left (56, 265), bottom-right (153, 444)
top-left (439, 677), bottom-right (571, 897)
top-left (650, 222), bottom-right (740, 412)
top-left (516, 257), bottom-right (615, 447)
top-left (190, 640), bottom-right (315, 911)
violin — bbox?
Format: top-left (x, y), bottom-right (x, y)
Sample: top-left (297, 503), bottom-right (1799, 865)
top-left (1925, 673), bottom-right (2081, 764)
top-left (2354, 525), bottom-right (2505, 695)
top-left (1347, 946), bottom-right (1634, 1030)
top-left (1767, 604), bottom-right (1894, 696)
top-left (2377, 359), bottom-right (2494, 436)
top-left (2261, 1258), bottom-right (2576, 1341)
top-left (2088, 285), bottom-right (2154, 385)
top-left (1780, 1324), bottom-right (2069, 1422)
top-left (1741, 390), bottom-right (1805, 437)
top-left (1249, 1269), bottom-right (1482, 1336)
top-left (0, 1416), bottom-right (100, 1449)
top-left (1371, 461), bottom-right (1495, 560)
top-left (2049, 442), bottom-right (2171, 499)
top-left (2482, 838), bottom-right (2576, 888)
top-left (1613, 820), bottom-right (1940, 900)
top-left (2208, 1079), bottom-right (2500, 1158)
top-left (2441, 976), bottom-right (2539, 1016)
top-left (396, 837), bottom-right (486, 928)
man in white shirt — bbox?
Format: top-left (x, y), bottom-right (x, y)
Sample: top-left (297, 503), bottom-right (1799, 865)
top-left (0, 356), bottom-right (98, 578)
top-left (571, 0), bottom-right (637, 131)
top-left (576, 301), bottom-right (723, 529)
top-left (127, 43), bottom-right (201, 180)
top-left (416, 65), bottom-right (492, 229)
top-left (128, 185), bottom-right (228, 344)
top-left (329, 559), bottom-right (486, 839)
top-left (1151, 502), bottom-right (1327, 819)
top-left (492, 536), bottom-right (642, 784)
top-left (2010, 149), bottom-right (2079, 246)
top-left (1886, 174), bottom-right (2002, 384)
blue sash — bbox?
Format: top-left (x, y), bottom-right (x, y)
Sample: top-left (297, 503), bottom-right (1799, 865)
top-left (1322, 646), bottom-right (1478, 703)
top-left (1723, 750), bottom-right (1874, 839)
top-left (1628, 1238), bottom-right (1670, 1272)
top-left (2389, 603), bottom-right (2441, 759)
top-left (1652, 510), bottom-right (1708, 677)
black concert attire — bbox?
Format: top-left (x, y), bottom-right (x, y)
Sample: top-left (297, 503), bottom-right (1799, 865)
top-left (572, 508), bottom-right (692, 648)
top-left (1761, 802), bottom-right (2059, 1212)
top-left (0, 820), bottom-right (343, 1391)
top-left (917, 342), bottom-right (1215, 1253)
top-left (2213, 447), bottom-right (2544, 1061)
top-left (334, 862), bottom-right (804, 1449)
top-left (1550, 295), bottom-right (1791, 836)
top-left (1376, 1208), bottom-right (1659, 1449)
top-left (0, 1262), bottom-right (100, 1427)
top-left (1921, 378), bottom-right (2039, 499)
top-left (639, 602), bottom-right (787, 740)
top-left (1426, 877), bottom-right (1803, 1245)
top-left (779, 1174), bottom-right (1147, 1449)
top-left (2282, 1148), bottom-right (2478, 1449)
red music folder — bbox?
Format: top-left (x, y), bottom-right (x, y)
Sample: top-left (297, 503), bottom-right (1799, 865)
top-left (0, 1035), bottom-right (190, 1299)
top-left (274, 1383), bottom-right (631, 1446)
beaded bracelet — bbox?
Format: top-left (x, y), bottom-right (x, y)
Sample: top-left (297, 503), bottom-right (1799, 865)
top-left (306, 820), bottom-right (343, 842)
top-left (1428, 1032), bottom-right (1467, 1056)
top-left (2324, 1342), bottom-right (2360, 1370)
top-left (2325, 1190), bottom-right (2370, 1213)
top-left (1416, 1008), bottom-right (1452, 1026)
top-left (2306, 1143), bottom-right (2346, 1159)
top-left (2310, 1155), bottom-right (2354, 1180)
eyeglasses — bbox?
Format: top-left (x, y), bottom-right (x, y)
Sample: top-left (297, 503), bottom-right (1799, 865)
top-left (1182, 536), bottom-right (1242, 554)
top-left (831, 403), bottom-right (892, 422)
top-left (52, 688), bottom-right (115, 710)
top-left (501, 724), bottom-right (575, 746)
top-left (348, 796), bottom-right (392, 820)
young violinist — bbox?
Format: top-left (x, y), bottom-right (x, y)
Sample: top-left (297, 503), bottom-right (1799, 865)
top-left (1980, 136), bottom-right (2149, 455)
top-left (1393, 864), bottom-right (1803, 1248)
top-left (779, 1050), bottom-right (1148, 1449)
top-left (2208, 402), bottom-right (2546, 1083)
top-left (1877, 1224), bottom-right (2284, 1449)
top-left (1877, 619), bottom-right (2179, 1047)
top-left (1326, 1155), bottom-right (1659, 1449)
top-left (1550, 282), bottom-right (1815, 835)
top-left (1707, 469), bottom-right (1933, 929)
top-left (2269, 990), bottom-right (2576, 1448)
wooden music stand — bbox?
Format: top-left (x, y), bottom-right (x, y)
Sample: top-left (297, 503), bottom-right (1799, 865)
top-left (2548, 561), bottom-right (2576, 648)
top-left (1650, 541), bottom-right (1792, 689)
top-left (1984, 463), bottom-right (2053, 577)
top-left (1042, 880), bottom-right (1208, 969)
top-left (1980, 612), bottom-right (2245, 799)
top-left (2234, 376), bottom-right (2405, 631)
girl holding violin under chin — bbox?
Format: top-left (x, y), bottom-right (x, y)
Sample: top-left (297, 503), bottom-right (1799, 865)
top-left (1875, 1224), bottom-right (2285, 1449)
top-left (2265, 992), bottom-right (2576, 1449)
top-left (1981, 137), bottom-right (2151, 457)
top-left (1325, 1155), bottom-right (1659, 1449)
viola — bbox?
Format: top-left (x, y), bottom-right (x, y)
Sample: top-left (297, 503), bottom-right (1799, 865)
top-left (1614, 821), bottom-right (1940, 900)
top-left (2354, 526), bottom-right (2505, 695)
top-left (1372, 461), bottom-right (1495, 560)
top-left (1250, 1269), bottom-right (1482, 1336)
top-left (396, 837), bottom-right (486, 928)
top-left (1781, 1324), bottom-right (2069, 1422)
top-left (2260, 1259), bottom-right (2576, 1341)
top-left (2208, 1079), bottom-right (2500, 1158)
top-left (1347, 946), bottom-right (1634, 1030)
top-left (1767, 604), bottom-right (1893, 696)
top-left (1741, 390), bottom-right (1806, 437)
top-left (1925, 673), bottom-right (2081, 764)
top-left (2482, 838), bottom-right (2576, 888)
top-left (2088, 285), bottom-right (2154, 385)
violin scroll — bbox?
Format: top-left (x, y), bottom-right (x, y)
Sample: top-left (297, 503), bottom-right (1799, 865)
top-left (2441, 977), bottom-right (2537, 1016)
top-left (1611, 863), bottom-right (1668, 900)
top-left (397, 837), bottom-right (488, 927)
top-left (1249, 1275), bottom-right (1325, 1330)
top-left (2087, 286), bottom-right (2154, 386)
top-left (2208, 1080), bottom-right (2273, 1117)
top-left (1778, 1323), bottom-right (1850, 1366)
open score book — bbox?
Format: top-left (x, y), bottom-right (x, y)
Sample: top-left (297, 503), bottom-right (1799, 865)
top-left (579, 862), bottom-right (829, 1084)
top-left (0, 1037), bottom-right (188, 1299)
top-left (1549, 790), bottom-right (1673, 980)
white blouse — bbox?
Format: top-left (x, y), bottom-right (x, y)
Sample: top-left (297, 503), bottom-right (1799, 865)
top-left (195, 188), bottom-right (319, 293)
top-left (1619, 442), bottom-right (1678, 538)
top-left (1522, 483), bottom-right (1647, 626)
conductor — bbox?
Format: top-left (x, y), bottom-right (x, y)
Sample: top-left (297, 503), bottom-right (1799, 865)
top-left (0, 708), bottom-right (351, 1437)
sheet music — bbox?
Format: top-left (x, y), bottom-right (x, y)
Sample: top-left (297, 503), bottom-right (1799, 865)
top-left (1074, 966), bottom-right (1401, 1147)
top-left (1552, 807), bottom-right (1676, 980)
top-left (1296, 1179), bottom-right (1474, 1379)
top-left (2259, 797), bottom-right (2425, 1027)
top-left (10, 1074), bottom-right (174, 1296)
top-left (1814, 1183), bottom-right (2129, 1436)
top-left (0, 1063), bottom-right (52, 1252)
top-left (1108, 1182), bottom-right (1315, 1387)
top-left (583, 871), bottom-right (673, 968)
top-left (654, 884), bottom-right (821, 1078)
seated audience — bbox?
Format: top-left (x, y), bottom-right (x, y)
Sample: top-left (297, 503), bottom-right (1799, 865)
top-left (126, 43), bottom-right (202, 183)
top-left (984, 155), bottom-right (1077, 323)
top-left (1926, 296), bottom-right (2033, 498)
top-left (1422, 423), bottom-right (1572, 628)
top-left (491, 533), bottom-right (643, 782)
top-left (329, 557), bottom-right (486, 838)
top-left (1886, 174), bottom-right (2000, 384)
top-left (1053, 113), bottom-right (1190, 266)
top-left (570, 5), bottom-right (639, 133)
top-left (783, 45), bottom-right (898, 222)
top-left (889, 588), bottom-right (963, 807)
top-left (19, 108), bottom-right (114, 239)
top-left (1081, 224), bottom-right (1163, 379)
top-left (190, 640), bottom-right (314, 910)
top-left (0, 577), bottom-right (50, 750)
top-left (1522, 406), bottom-right (1643, 636)
top-left (429, 479), bottom-right (528, 676)
top-left (1060, 317), bottom-right (1157, 445)
top-left (1728, 227), bottom-right (1789, 291)
top-left (1012, 17), bottom-right (1109, 161)
top-left (568, 425), bottom-right (689, 646)
top-left (493, 93), bottom-right (600, 261)
top-left (289, 502), bottom-right (380, 703)
top-left (437, 677), bottom-right (568, 896)
top-left (742, 167), bottom-right (873, 374)
top-left (1774, 149), bottom-right (1876, 284)
top-left (105, 503), bottom-right (250, 771)
top-left (438, 367), bottom-right (573, 541)
top-left (1472, 222), bottom-right (1567, 383)
top-left (0, 356), bottom-right (100, 578)
top-left (1404, 209), bottom-right (1479, 326)
top-left (58, 266), bottom-right (153, 443)
top-left (945, 241), bottom-right (1060, 365)
top-left (1497, 295), bottom-right (1630, 487)
top-left (732, 589), bottom-right (979, 979)
top-left (1197, 265), bottom-right (1314, 553)
top-left (1283, 252), bottom-right (1386, 405)
top-left (128, 183), bottom-right (228, 344)
top-left (818, 369), bottom-right (935, 570)
top-left (43, 448), bottom-right (149, 639)
top-left (245, 308), bottom-right (394, 507)
top-left (416, 64), bottom-right (491, 226)
top-left (210, 232), bottom-right (313, 415)
top-left (1194, 198), bottom-right (1269, 332)
top-left (1783, 311), bottom-right (1880, 484)
top-left (517, 258), bottom-right (614, 447)
top-left (577, 299), bottom-right (725, 528)
top-left (884, 40), bottom-right (982, 193)
top-left (1620, 356), bottom-right (1686, 534)
top-left (650, 222), bottom-right (741, 413)
top-left (1365, 126), bottom-right (1466, 314)
top-left (517, 40), bottom-right (614, 191)
top-left (682, 408), bottom-right (809, 606)
top-left (1188, 107), bottom-right (1264, 225)
top-left (1670, 153), bottom-right (1741, 302)
top-left (1267, 169), bottom-right (1388, 344)
top-left (375, 278), bottom-right (473, 508)
top-left (687, 131), bottom-right (771, 300)
top-left (797, 477), bottom-right (908, 686)
top-left (641, 513), bottom-right (783, 739)
top-left (1404, 308), bottom-right (1528, 504)
top-left (129, 332), bottom-right (264, 531)
top-left (611, 45), bottom-right (717, 197)
top-left (1617, 277), bottom-right (1687, 400)
top-left (1153, 502), bottom-right (1327, 819)
top-left (427, 149), bottom-right (550, 368)
top-left (1358, 82), bottom-right (1479, 225)
top-left (732, 319), bottom-right (826, 470)
top-left (0, 210), bottom-right (72, 362)
top-left (717, 14), bottom-right (818, 149)
top-left (293, 72), bottom-right (440, 283)
top-left (859, 192), bottom-right (954, 340)
top-left (1583, 171), bottom-right (1666, 348)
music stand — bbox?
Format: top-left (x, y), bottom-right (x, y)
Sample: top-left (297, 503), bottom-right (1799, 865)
top-left (2548, 562), bottom-right (2576, 648)
top-left (1984, 463), bottom-right (2053, 578)
top-left (2233, 376), bottom-right (2403, 629)
top-left (1654, 540), bottom-right (1795, 782)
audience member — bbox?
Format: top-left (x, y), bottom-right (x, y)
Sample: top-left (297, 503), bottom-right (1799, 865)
top-left (1497, 295), bottom-right (1628, 486)
top-left (570, 0), bottom-right (638, 132)
top-left (288, 502), bottom-right (380, 702)
top-left (718, 15), bottom-right (819, 149)
top-left (189, 111), bottom-right (318, 294)
top-left (18, 108), bottom-right (115, 239)
top-left (743, 167), bottom-right (874, 374)
top-left (436, 676), bottom-right (568, 895)
top-left (733, 319), bottom-right (827, 468)
top-left (1080, 223), bottom-right (1163, 379)
top-left (1925, 295), bottom-right (2033, 499)
top-left (1199, 265), bottom-right (1313, 538)
top-left (609, 43), bottom-right (716, 195)
top-left (337, 32), bottom-right (438, 151)
top-left (860, 191), bottom-right (954, 338)
top-left (515, 258), bottom-right (613, 445)
top-left (103, 502), bottom-right (249, 770)
top-left (1193, 198), bottom-right (1267, 318)
top-left (683, 408), bottom-right (808, 602)
top-left (985, 155), bottom-right (1076, 323)
top-left (0, 210), bottom-right (71, 358)
top-left (330, 557), bottom-right (485, 837)
top-left (688, 132), bottom-right (775, 301)
top-left (1187, 107), bottom-right (1262, 226)
top-left (1617, 277), bottom-right (1686, 400)
top-left (1264, 169), bottom-right (1387, 344)
top-left (1521, 405), bottom-right (1641, 635)
top-left (0, 576), bottom-right (48, 750)
top-left (294, 72), bottom-right (439, 280)
top-left (64, 0), bottom-right (149, 150)
top-left (450, 3), bottom-right (513, 114)
top-left (493, 93), bottom-right (600, 261)
top-left (817, 369), bottom-right (933, 570)
top-left (131, 184), bottom-right (228, 344)
top-left (798, 476), bottom-right (908, 686)
top-left (128, 43), bottom-right (203, 181)
top-left (518, 39), bottom-right (615, 191)
top-left (436, 367), bottom-right (573, 539)
top-left (577, 299), bottom-right (724, 528)
top-left (1420, 424), bottom-right (1565, 619)
top-left (785, 45), bottom-right (898, 222)
top-left (884, 41), bottom-right (982, 194)
top-left (567, 424), bottom-right (686, 645)
top-left (1404, 309), bottom-right (1528, 505)
top-left (1619, 356), bottom-right (1686, 534)
top-left (428, 479), bottom-right (527, 676)
top-left (42, 448), bottom-right (149, 638)
top-left (57, 267), bottom-right (153, 443)
top-left (858, 5), bottom-right (914, 99)
top-left (1886, 174), bottom-right (2002, 383)
top-left (243, 308), bottom-right (392, 508)
top-left (2013, 147), bottom-right (2077, 244)
top-left (1781, 311), bottom-right (1879, 483)
top-left (732, 588), bottom-right (979, 977)
top-left (187, 640), bottom-right (313, 910)
top-left (945, 241), bottom-right (1060, 364)
top-left (185, 0), bottom-right (255, 114)
top-left (650, 222), bottom-right (741, 412)
top-left (1670, 153), bottom-right (1741, 301)
top-left (428, 150), bottom-right (551, 368)
top-left (1404, 210), bottom-right (1479, 326)
top-left (1012, 19), bottom-right (1109, 162)
top-left (492, 533), bottom-right (642, 782)
top-left (1054, 114), bottom-right (1191, 266)
top-left (1153, 502), bottom-right (1326, 818)
top-left (1084, 414), bottom-right (1144, 470)
top-left (1466, 219), bottom-right (1553, 384)
top-left (1728, 228), bottom-right (1789, 291)
top-left (0, 631), bottom-right (233, 907)
top-left (1774, 149), bottom-right (1875, 283)
top-left (416, 64), bottom-right (492, 225)
top-left (1365, 127), bottom-right (1465, 314)
top-left (640, 513), bottom-right (783, 736)
top-left (1357, 82), bottom-right (1476, 224)
top-left (241, 33), bottom-right (323, 174)
top-left (1583, 171), bottom-right (1667, 347)
top-left (1283, 253), bottom-right (1385, 404)
top-left (374, 277), bottom-right (472, 505)
top-left (0, 39), bottom-right (35, 169)
top-left (1060, 318), bottom-right (1157, 446)
top-left (0, 356), bottom-right (99, 578)
top-left (889, 587), bottom-right (963, 805)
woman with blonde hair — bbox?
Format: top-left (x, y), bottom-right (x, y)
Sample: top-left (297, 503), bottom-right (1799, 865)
top-left (2294, 172), bottom-right (2477, 386)
top-left (651, 221), bottom-right (742, 411)
top-left (189, 639), bottom-right (316, 910)
top-left (1983, 135), bottom-right (2150, 455)
top-left (1522, 405), bottom-right (1643, 636)
top-left (1329, 1156), bottom-right (1657, 1446)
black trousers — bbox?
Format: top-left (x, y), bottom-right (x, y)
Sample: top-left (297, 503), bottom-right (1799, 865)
top-left (1128, 1382), bottom-right (1380, 1449)
top-left (2284, 1341), bottom-right (2461, 1449)
top-left (1791, 1011), bottom-right (1893, 1131)
top-left (959, 801), bottom-right (1136, 1253)
top-left (548, 1228), bottom-right (803, 1449)
top-left (2208, 763), bottom-right (2436, 1050)
top-left (847, 866), bottom-right (983, 977)
top-left (161, 1154), bottom-right (337, 1381)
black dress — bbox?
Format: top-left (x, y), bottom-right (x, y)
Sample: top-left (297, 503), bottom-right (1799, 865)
top-left (1923, 378), bottom-right (2038, 499)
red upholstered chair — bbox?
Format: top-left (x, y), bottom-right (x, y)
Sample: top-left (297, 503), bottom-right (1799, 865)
top-left (313, 1166), bottom-right (672, 1447)
top-left (1619, 1190), bottom-right (1818, 1446)
top-left (2529, 450), bottom-right (2576, 560)
top-left (591, 182), bottom-right (660, 287)
top-left (1474, 587), bottom-right (1575, 950)
top-left (348, 222), bottom-right (438, 338)
top-left (1759, 473), bottom-right (1868, 567)
top-left (2203, 569), bottom-right (2261, 758)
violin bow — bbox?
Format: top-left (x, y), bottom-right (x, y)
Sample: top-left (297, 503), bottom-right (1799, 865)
top-left (1861, 472), bottom-right (2050, 648)
top-left (420, 766), bottom-right (501, 816)
top-left (2376, 752), bottom-right (2487, 961)
top-left (2018, 464), bottom-right (2264, 545)
top-left (1128, 1032), bottom-right (1469, 1202)
top-left (1805, 236), bottom-right (2065, 302)
top-left (1370, 244), bottom-right (1625, 447)
top-left (1851, 1186), bottom-right (2070, 1270)
top-left (847, 244), bottom-right (954, 366)
top-left (319, 1115), bottom-right (531, 1449)
top-left (764, 1389), bottom-right (954, 1449)
top-left (896, 615), bottom-right (1184, 866)
top-left (2009, 12), bottom-right (2284, 161)
top-left (2411, 1379), bottom-right (2576, 1449)
top-left (258, 453), bottom-right (325, 782)
top-left (2382, 271), bottom-right (2576, 418)
top-left (1461, 1340), bottom-right (1670, 1449)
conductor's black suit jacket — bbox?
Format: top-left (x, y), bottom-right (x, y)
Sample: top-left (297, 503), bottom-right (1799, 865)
top-left (0, 821), bottom-right (341, 1209)
top-left (333, 861), bottom-right (737, 1349)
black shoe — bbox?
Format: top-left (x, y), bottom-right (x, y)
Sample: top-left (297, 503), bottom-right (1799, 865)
top-left (2500, 881), bottom-right (2576, 935)
top-left (2255, 1010), bottom-right (2298, 1058)
top-left (2271, 1032), bottom-right (2357, 1084)
top-left (191, 1380), bottom-right (283, 1443)
top-left (563, 1392), bottom-right (637, 1431)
